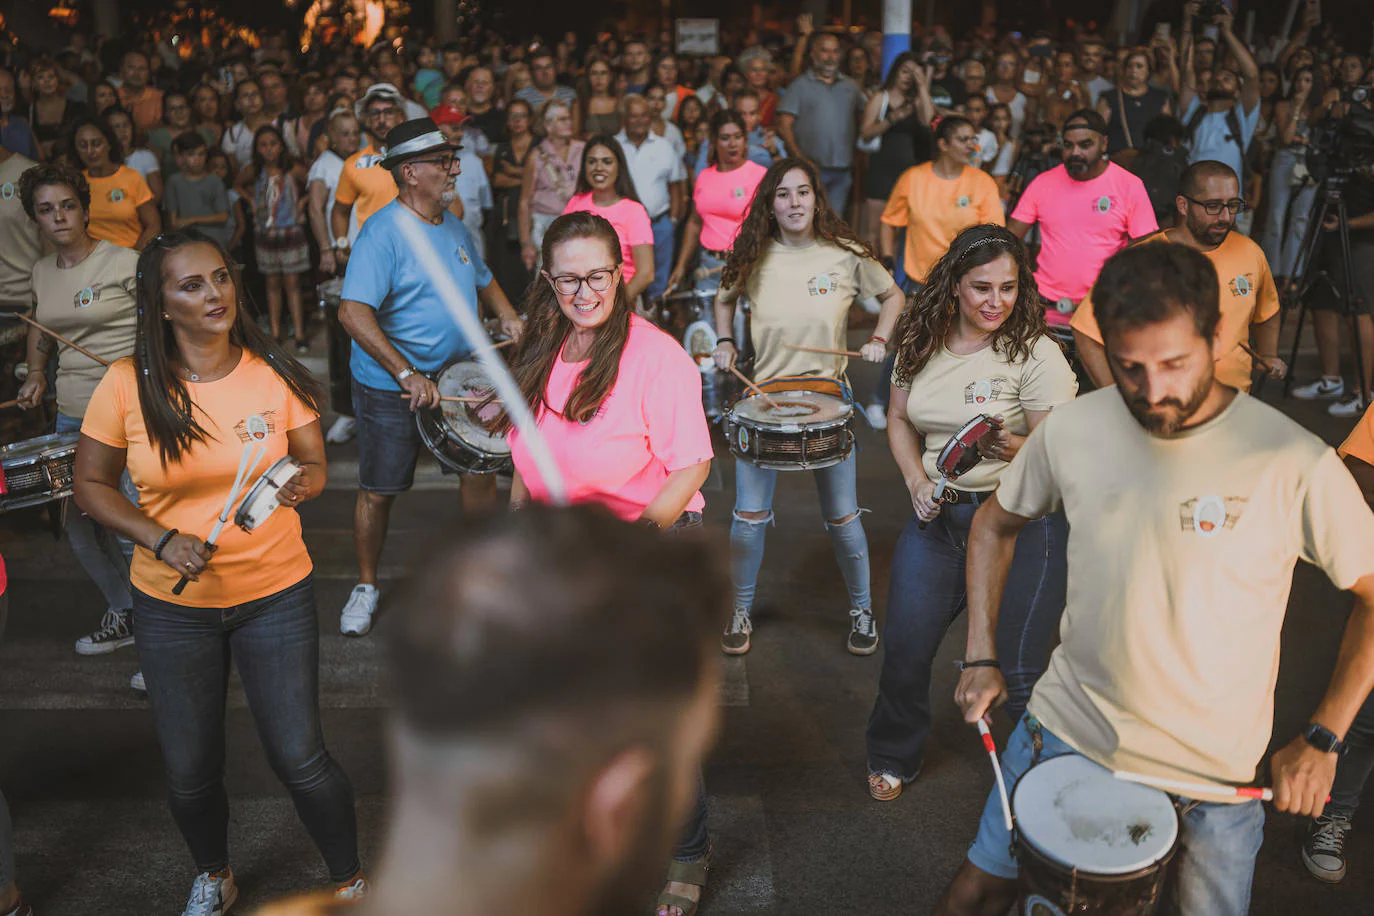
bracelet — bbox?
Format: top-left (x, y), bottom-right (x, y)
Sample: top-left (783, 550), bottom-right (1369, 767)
top-left (716, 337), bottom-right (736, 347)
top-left (153, 528), bottom-right (178, 560)
top-left (868, 335), bottom-right (888, 345)
top-left (956, 659), bottom-right (1001, 671)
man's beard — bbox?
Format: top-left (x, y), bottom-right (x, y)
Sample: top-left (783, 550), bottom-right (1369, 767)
top-left (440, 187), bottom-right (457, 207)
top-left (1186, 212), bottom-right (1231, 247)
top-left (1116, 369), bottom-right (1214, 436)
top-left (1065, 156), bottom-right (1092, 177)
top-left (1205, 88), bottom-right (1234, 102)
top-left (582, 770), bottom-right (682, 916)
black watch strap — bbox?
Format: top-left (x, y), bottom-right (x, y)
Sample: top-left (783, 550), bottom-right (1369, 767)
top-left (1303, 722), bottom-right (1346, 755)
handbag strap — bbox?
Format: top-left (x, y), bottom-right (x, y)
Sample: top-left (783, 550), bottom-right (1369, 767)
top-left (1117, 86), bottom-right (1134, 149)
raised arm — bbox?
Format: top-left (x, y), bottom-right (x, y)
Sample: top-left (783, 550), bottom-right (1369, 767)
top-left (1217, 8), bottom-right (1261, 114)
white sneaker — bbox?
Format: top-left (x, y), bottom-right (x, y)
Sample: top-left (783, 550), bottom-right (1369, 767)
top-left (335, 876), bottom-right (369, 900)
top-left (75, 607), bottom-right (135, 655)
top-left (340, 584), bottom-right (379, 636)
top-left (1329, 396), bottom-right (1367, 418)
top-left (865, 403), bottom-right (888, 430)
top-left (182, 870), bottom-right (238, 916)
top-left (130, 670), bottom-right (146, 693)
top-left (326, 416), bottom-right (357, 444)
top-left (1292, 377), bottom-right (1345, 400)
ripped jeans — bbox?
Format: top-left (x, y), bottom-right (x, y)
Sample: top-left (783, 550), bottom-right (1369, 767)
top-left (730, 452), bottom-right (871, 612)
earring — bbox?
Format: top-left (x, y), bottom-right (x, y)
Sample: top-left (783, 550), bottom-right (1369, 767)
top-left (162, 313), bottom-right (170, 320)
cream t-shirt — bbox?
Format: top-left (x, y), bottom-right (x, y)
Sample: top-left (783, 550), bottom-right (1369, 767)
top-left (897, 334), bottom-right (1077, 491)
top-left (31, 240), bottom-right (139, 417)
top-left (722, 239), bottom-right (893, 380)
top-left (0, 153), bottom-right (44, 303)
top-left (997, 388), bottom-right (1374, 798)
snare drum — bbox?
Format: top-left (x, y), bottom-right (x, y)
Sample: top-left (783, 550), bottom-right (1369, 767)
top-left (415, 360), bottom-right (513, 475)
top-left (723, 377), bottom-right (855, 471)
top-left (1012, 755), bottom-right (1180, 916)
top-left (0, 432), bottom-right (80, 512)
top-left (234, 457), bottom-right (303, 532)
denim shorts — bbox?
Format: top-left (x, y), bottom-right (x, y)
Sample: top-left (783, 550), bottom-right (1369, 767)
top-left (352, 381), bottom-right (424, 494)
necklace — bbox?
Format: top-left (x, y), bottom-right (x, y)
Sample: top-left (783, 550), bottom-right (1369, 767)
top-left (175, 349), bottom-right (237, 383)
top-left (401, 198), bottom-right (443, 225)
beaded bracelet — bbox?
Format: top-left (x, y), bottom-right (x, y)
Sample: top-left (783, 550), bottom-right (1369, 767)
top-left (153, 528), bottom-right (179, 560)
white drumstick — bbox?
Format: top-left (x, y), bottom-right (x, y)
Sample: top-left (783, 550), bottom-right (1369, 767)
top-left (1113, 770), bottom-right (1277, 801)
top-left (978, 719), bottom-right (1014, 832)
top-left (175, 417), bottom-right (271, 595)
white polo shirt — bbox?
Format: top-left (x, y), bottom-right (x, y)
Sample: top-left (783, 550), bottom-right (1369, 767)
top-left (616, 130), bottom-right (686, 221)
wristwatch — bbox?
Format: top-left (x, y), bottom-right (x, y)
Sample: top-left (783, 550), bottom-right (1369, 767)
top-left (332, 236), bottom-right (351, 251)
top-left (395, 366), bottom-right (420, 383)
top-left (1303, 722), bottom-right (1346, 755)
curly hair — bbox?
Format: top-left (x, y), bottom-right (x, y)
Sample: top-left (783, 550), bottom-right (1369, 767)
top-left (17, 162), bottom-right (91, 221)
top-left (890, 224), bottom-right (1049, 387)
top-left (721, 157), bottom-right (876, 295)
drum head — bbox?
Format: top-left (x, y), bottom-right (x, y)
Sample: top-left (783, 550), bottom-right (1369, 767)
top-left (730, 389), bottom-right (853, 427)
top-left (1012, 756), bottom-right (1179, 876)
top-left (434, 361), bottom-right (511, 456)
top-left (682, 319), bottom-right (717, 370)
top-left (0, 432), bottom-right (80, 462)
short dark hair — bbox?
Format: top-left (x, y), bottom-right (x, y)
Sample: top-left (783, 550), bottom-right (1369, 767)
top-left (172, 131), bottom-right (209, 154)
top-left (1093, 243), bottom-right (1221, 343)
top-left (1180, 159), bottom-right (1238, 198)
top-left (18, 162), bottom-right (90, 220)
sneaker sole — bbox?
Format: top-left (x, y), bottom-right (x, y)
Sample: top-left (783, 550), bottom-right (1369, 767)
top-left (869, 779), bottom-right (903, 802)
top-left (848, 639), bottom-right (880, 656)
top-left (341, 622), bottom-right (373, 637)
top-left (221, 883), bottom-right (239, 914)
top-left (1293, 390), bottom-right (1345, 401)
top-left (721, 639), bottom-right (751, 656)
top-left (74, 635), bottom-right (135, 656)
top-left (1301, 849), bottom-right (1347, 884)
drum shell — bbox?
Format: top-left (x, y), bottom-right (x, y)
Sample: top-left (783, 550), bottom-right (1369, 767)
top-left (415, 360), bottom-right (513, 476)
top-left (0, 432), bottom-right (79, 512)
top-left (723, 377), bottom-right (856, 472)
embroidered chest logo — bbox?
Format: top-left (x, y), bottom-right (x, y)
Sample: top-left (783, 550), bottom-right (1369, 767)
top-left (1095, 196), bottom-right (1112, 214)
top-left (109, 188), bottom-right (125, 203)
top-left (358, 153), bottom-right (385, 169)
top-left (0, 182), bottom-right (13, 200)
top-left (957, 195), bottom-right (971, 209)
top-left (75, 284), bottom-right (101, 307)
top-left (807, 272), bottom-right (838, 296)
top-left (233, 411), bottom-right (279, 443)
top-left (1228, 274), bottom-right (1254, 297)
top-left (1178, 495), bottom-right (1249, 537)
top-left (458, 245), bottom-right (470, 265)
top-left (732, 186), bottom-right (745, 199)
top-left (965, 377), bottom-right (1008, 404)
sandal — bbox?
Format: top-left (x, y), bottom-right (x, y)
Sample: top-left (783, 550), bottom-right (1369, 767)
top-left (868, 771), bottom-right (903, 801)
top-left (656, 848), bottom-right (712, 916)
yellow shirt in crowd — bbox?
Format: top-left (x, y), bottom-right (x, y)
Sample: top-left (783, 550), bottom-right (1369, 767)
top-left (880, 162), bottom-right (1004, 284)
top-left (334, 143), bottom-right (398, 230)
top-left (84, 165), bottom-right (153, 249)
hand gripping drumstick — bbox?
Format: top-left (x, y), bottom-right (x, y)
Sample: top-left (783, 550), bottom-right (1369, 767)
top-left (1113, 770), bottom-right (1330, 803)
top-left (727, 366), bottom-right (782, 410)
top-left (977, 719), bottom-right (1015, 831)
top-left (172, 416), bottom-right (270, 595)
top-left (1237, 341), bottom-right (1285, 378)
top-left (14, 313), bottom-right (111, 367)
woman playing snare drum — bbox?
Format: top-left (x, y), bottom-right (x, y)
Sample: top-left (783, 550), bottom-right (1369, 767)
top-left (864, 225), bottom-right (1076, 802)
top-left (73, 230), bottom-right (364, 912)
top-left (711, 158), bottom-right (905, 657)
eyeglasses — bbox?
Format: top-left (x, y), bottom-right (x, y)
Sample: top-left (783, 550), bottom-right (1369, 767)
top-left (545, 266), bottom-right (618, 296)
top-left (408, 153), bottom-right (458, 170)
top-left (1183, 195), bottom-right (1247, 215)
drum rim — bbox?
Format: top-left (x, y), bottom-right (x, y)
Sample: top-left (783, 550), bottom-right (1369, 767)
top-left (724, 390), bottom-right (855, 430)
top-left (0, 431), bottom-right (81, 458)
top-left (234, 456), bottom-right (299, 529)
top-left (420, 360), bottom-right (514, 464)
top-left (1010, 754), bottom-right (1181, 877)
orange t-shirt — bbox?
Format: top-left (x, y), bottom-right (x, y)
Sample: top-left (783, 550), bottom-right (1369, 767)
top-left (81, 353), bottom-right (318, 608)
top-left (880, 162), bottom-right (1004, 283)
top-left (1339, 403), bottom-right (1374, 467)
top-left (333, 143), bottom-right (398, 229)
top-left (118, 85), bottom-right (164, 132)
top-left (255, 894), bottom-right (348, 916)
top-left (85, 166), bottom-right (153, 249)
top-left (1071, 229), bottom-right (1281, 391)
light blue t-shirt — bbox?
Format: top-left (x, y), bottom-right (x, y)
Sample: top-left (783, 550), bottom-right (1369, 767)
top-left (341, 200), bottom-right (493, 392)
top-left (1182, 97), bottom-right (1260, 180)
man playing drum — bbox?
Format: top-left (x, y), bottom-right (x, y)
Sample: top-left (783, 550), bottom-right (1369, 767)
top-left (338, 118), bottom-right (523, 637)
top-left (936, 242), bottom-right (1374, 916)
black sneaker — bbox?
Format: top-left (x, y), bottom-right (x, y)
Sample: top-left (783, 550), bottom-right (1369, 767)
top-left (721, 608), bottom-right (752, 655)
top-left (1302, 812), bottom-right (1352, 883)
top-left (848, 608), bottom-right (879, 655)
top-left (74, 608), bottom-right (134, 656)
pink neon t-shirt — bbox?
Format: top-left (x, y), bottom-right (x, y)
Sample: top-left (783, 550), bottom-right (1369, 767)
top-left (1010, 162), bottom-right (1158, 326)
top-left (562, 192), bottom-right (654, 283)
top-left (509, 315), bottom-right (714, 521)
top-left (694, 160), bottom-right (767, 252)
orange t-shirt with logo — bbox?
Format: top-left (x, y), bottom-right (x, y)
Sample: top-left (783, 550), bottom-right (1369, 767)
top-left (880, 162), bottom-right (1004, 284)
top-left (85, 166), bottom-right (153, 249)
top-left (81, 353), bottom-right (318, 608)
top-left (1339, 403), bottom-right (1374, 468)
top-left (1071, 229), bottom-right (1280, 391)
top-left (333, 143), bottom-right (398, 229)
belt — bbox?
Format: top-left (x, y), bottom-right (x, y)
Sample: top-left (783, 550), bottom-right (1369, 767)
top-left (703, 248), bottom-right (730, 259)
top-left (940, 487), bottom-right (989, 506)
top-left (650, 210), bottom-right (672, 222)
top-left (1039, 294), bottom-right (1079, 315)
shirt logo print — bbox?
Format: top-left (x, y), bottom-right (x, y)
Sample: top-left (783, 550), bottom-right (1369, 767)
top-left (358, 153), bottom-right (385, 169)
top-left (74, 285), bottom-right (100, 308)
top-left (109, 188), bottom-right (126, 203)
top-left (458, 245), bottom-right (470, 265)
top-left (733, 186), bottom-right (745, 199)
top-left (233, 411), bottom-right (279, 443)
top-left (0, 182), bottom-right (13, 200)
top-left (1178, 495), bottom-right (1248, 537)
top-left (807, 273), bottom-right (837, 296)
top-left (964, 377), bottom-right (1007, 404)
top-left (1228, 274), bottom-right (1253, 297)
top-left (1095, 196), bottom-right (1112, 214)
top-left (957, 195), bottom-right (971, 209)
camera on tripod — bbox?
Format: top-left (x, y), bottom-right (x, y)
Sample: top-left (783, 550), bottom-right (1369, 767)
top-left (1196, 0), bottom-right (1230, 23)
top-left (1305, 88), bottom-right (1374, 184)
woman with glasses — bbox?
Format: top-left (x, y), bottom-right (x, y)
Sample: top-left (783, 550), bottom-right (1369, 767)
top-left (498, 211), bottom-right (713, 916)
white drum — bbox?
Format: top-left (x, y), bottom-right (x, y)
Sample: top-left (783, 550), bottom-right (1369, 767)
top-left (234, 457), bottom-right (302, 532)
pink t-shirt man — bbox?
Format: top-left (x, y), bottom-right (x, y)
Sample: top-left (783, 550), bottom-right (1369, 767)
top-left (509, 314), bottom-right (715, 522)
top-left (694, 160), bottom-right (768, 252)
top-left (1010, 162), bottom-right (1158, 326)
top-left (562, 192), bottom-right (654, 283)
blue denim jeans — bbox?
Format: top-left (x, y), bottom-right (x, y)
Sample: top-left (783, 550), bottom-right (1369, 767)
top-left (819, 166), bottom-right (853, 216)
top-left (57, 412), bottom-right (138, 613)
top-left (731, 452), bottom-right (871, 612)
top-left (649, 212), bottom-right (675, 302)
top-left (969, 716), bottom-right (1265, 916)
top-left (1261, 148), bottom-right (1317, 278)
top-left (1329, 687), bottom-right (1374, 820)
top-left (132, 576), bottom-right (360, 882)
top-left (866, 504), bottom-right (1067, 780)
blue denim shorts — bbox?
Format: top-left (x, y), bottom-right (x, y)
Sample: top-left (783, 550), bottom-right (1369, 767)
top-left (352, 381), bottom-right (424, 494)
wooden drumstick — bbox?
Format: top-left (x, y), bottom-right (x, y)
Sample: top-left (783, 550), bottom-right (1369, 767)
top-left (0, 399), bottom-right (18, 410)
top-left (1238, 341), bottom-right (1284, 377)
top-left (785, 343), bottom-right (865, 358)
top-left (728, 366), bottom-right (782, 410)
top-left (396, 394), bottom-right (487, 404)
top-left (14, 313), bottom-right (110, 367)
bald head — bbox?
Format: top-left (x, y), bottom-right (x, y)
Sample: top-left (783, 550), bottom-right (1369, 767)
top-left (623, 94), bottom-right (651, 142)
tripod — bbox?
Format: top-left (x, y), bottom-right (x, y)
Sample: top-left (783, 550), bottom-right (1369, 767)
top-left (1283, 174), bottom-right (1368, 405)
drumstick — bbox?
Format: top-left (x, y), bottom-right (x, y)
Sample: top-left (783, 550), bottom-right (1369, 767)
top-left (172, 418), bottom-right (269, 595)
top-left (977, 719), bottom-right (1014, 831)
top-left (396, 393), bottom-right (487, 404)
top-left (785, 344), bottom-right (865, 358)
top-left (1238, 341), bottom-right (1283, 376)
top-left (1113, 770), bottom-right (1329, 803)
top-left (0, 399), bottom-right (18, 410)
top-left (728, 366), bottom-right (782, 410)
top-left (14, 313), bottom-right (110, 367)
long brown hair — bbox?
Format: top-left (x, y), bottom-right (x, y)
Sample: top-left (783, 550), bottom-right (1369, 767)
top-left (890, 224), bottom-right (1048, 387)
top-left (133, 230), bottom-right (324, 466)
top-left (721, 157), bottom-right (876, 295)
top-left (493, 212), bottom-right (632, 432)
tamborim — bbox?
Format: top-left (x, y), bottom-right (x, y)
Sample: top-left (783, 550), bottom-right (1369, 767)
top-left (415, 360), bottom-right (512, 475)
top-left (234, 457), bottom-right (302, 532)
top-left (0, 432), bottom-right (79, 513)
top-left (1012, 755), bottom-right (1179, 916)
top-left (723, 377), bottom-right (854, 471)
